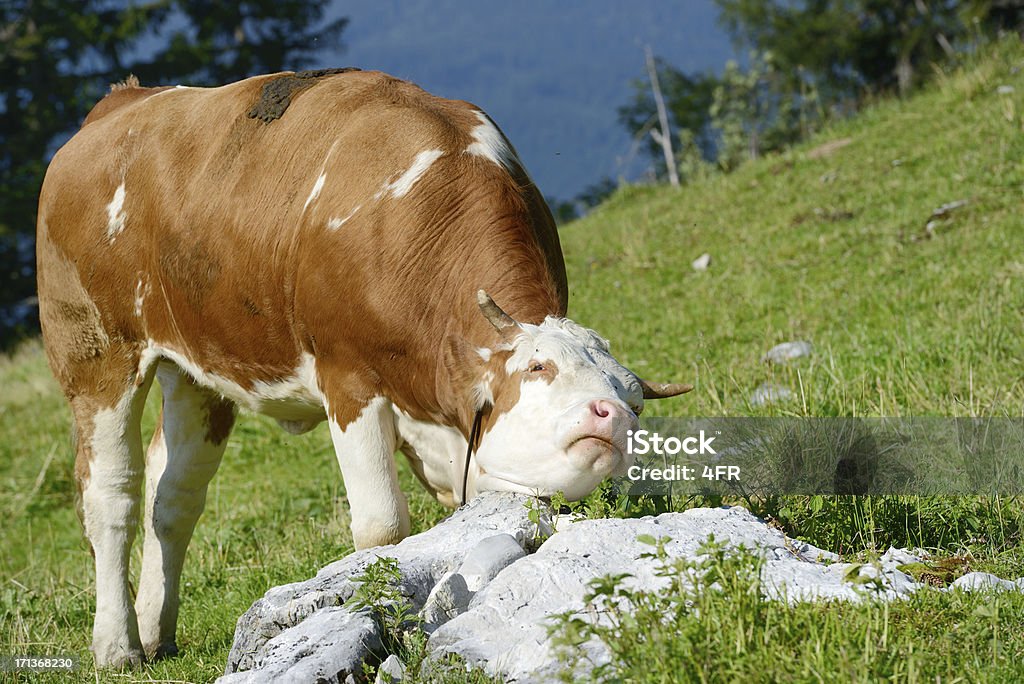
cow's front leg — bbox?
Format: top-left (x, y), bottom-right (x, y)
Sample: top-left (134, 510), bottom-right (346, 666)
top-left (326, 395), bottom-right (410, 548)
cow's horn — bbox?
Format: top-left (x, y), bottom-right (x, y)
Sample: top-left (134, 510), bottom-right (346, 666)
top-left (640, 380), bottom-right (694, 399)
top-left (477, 290), bottom-right (520, 337)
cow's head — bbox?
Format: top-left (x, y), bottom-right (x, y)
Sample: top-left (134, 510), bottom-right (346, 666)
top-left (447, 291), bottom-right (691, 501)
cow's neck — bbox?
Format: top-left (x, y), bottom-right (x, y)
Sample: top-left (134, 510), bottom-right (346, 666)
top-left (429, 226), bottom-right (564, 439)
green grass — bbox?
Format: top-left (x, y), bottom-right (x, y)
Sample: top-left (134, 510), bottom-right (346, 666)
top-left (548, 538), bottom-right (1024, 683)
top-left (3, 37), bottom-right (1024, 683)
top-left (563, 41), bottom-right (1024, 419)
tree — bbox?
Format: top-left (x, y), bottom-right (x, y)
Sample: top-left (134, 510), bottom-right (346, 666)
top-left (576, 177), bottom-right (618, 212)
top-left (715, 0), bottom-right (967, 99)
top-left (545, 196), bottom-right (580, 226)
top-left (618, 58), bottom-right (718, 183)
top-left (710, 52), bottom-right (816, 171)
top-left (984, 0), bottom-right (1024, 34)
top-left (124, 1), bottom-right (347, 86)
top-left (619, 1), bottom-right (984, 184)
top-left (0, 1), bottom-right (346, 346)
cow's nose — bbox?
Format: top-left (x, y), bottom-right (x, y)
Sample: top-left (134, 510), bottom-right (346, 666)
top-left (590, 399), bottom-right (618, 421)
top-left (586, 400), bottom-right (639, 434)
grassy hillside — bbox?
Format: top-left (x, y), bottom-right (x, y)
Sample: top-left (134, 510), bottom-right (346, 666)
top-left (1, 38), bottom-right (1023, 683)
top-left (561, 40), bottom-right (1024, 419)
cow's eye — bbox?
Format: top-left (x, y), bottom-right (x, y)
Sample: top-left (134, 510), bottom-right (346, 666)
top-left (631, 404), bottom-right (644, 416)
top-left (528, 362), bottom-right (546, 373)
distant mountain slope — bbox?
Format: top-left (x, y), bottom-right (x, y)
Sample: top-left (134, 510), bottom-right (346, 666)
top-left (315, 1), bottom-right (730, 199)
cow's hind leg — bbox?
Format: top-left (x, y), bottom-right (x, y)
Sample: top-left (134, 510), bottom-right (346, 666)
top-left (68, 349), bottom-right (155, 668)
top-left (135, 362), bottom-right (235, 659)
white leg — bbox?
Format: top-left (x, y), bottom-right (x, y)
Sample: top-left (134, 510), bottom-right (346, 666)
top-left (328, 396), bottom-right (410, 549)
top-left (78, 375), bottom-right (153, 667)
top-left (135, 362), bottom-right (235, 658)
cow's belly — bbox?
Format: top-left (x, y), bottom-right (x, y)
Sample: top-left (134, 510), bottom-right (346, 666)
top-left (143, 342), bottom-right (326, 424)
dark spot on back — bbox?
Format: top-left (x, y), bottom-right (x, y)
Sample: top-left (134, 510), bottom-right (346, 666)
top-left (247, 67), bottom-right (361, 123)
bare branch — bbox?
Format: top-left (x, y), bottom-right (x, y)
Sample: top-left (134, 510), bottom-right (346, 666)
top-left (645, 45), bottom-right (679, 187)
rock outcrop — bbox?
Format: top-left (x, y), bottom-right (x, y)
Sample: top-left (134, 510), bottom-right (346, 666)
top-left (221, 493), bottom-right (1023, 683)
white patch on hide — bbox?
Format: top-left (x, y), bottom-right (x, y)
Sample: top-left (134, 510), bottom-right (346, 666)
top-left (135, 361), bottom-right (231, 651)
top-left (304, 173), bottom-right (327, 211)
top-left (472, 370), bottom-right (494, 409)
top-left (375, 149), bottom-right (445, 200)
top-left (133, 278), bottom-right (149, 318)
top-left (327, 205), bottom-right (361, 230)
top-left (465, 110), bottom-right (518, 171)
top-left (393, 407), bottom-right (470, 505)
top-left (327, 396), bottom-right (409, 548)
top-left (303, 141), bottom-right (340, 214)
top-left (81, 373), bottom-right (153, 665)
top-left (140, 342), bottom-right (324, 423)
top-left (106, 183), bottom-right (128, 243)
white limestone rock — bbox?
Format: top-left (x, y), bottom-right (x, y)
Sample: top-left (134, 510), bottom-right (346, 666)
top-left (951, 572), bottom-right (1021, 592)
top-left (458, 533), bottom-right (527, 591)
top-left (216, 607), bottom-right (381, 684)
top-left (374, 654), bottom-right (405, 683)
top-left (224, 497), bottom-right (1024, 684)
top-left (763, 340), bottom-right (813, 363)
top-left (691, 252), bottom-right (712, 271)
top-left (750, 382), bottom-right (795, 406)
top-left (224, 492), bottom-right (545, 675)
top-left (421, 533), bottom-right (527, 628)
top-left (426, 506), bottom-right (876, 681)
top-left (421, 571), bottom-right (472, 627)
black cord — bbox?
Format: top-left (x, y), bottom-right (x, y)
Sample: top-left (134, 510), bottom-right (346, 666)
top-left (462, 409), bottom-right (484, 506)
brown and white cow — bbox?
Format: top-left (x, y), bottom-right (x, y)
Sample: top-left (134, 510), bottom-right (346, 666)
top-left (36, 69), bottom-right (690, 667)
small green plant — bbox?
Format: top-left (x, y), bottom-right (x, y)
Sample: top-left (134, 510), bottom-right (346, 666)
top-left (348, 556), bottom-right (419, 644)
top-left (349, 558), bottom-right (499, 683)
top-left (524, 497), bottom-right (551, 545)
top-left (552, 480), bottom-right (641, 520)
top-left (710, 51), bottom-right (811, 171)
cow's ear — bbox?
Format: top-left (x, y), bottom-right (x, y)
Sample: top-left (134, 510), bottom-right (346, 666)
top-left (442, 335), bottom-right (493, 410)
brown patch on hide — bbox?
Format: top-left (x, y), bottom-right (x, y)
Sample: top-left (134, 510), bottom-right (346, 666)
top-left (523, 359), bottom-right (558, 385)
top-left (476, 358), bottom-right (558, 437)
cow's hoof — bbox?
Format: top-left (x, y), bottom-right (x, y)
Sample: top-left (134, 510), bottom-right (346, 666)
top-left (144, 640), bottom-right (179, 661)
top-left (92, 641), bottom-right (146, 669)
